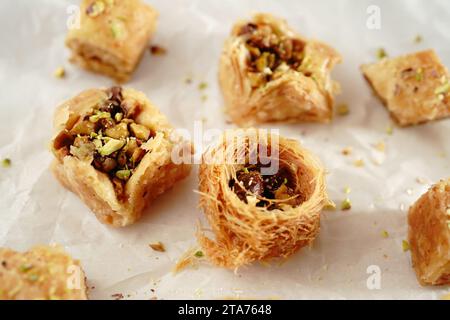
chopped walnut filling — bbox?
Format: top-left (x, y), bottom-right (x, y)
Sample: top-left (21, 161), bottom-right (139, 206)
top-left (229, 164), bottom-right (303, 210)
top-left (238, 22), bottom-right (306, 88)
top-left (53, 87), bottom-right (153, 201)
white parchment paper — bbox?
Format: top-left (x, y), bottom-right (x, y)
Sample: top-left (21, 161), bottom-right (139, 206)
top-left (0, 0), bottom-right (449, 299)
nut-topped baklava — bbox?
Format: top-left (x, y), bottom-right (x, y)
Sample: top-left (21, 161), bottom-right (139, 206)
top-left (51, 87), bottom-right (192, 227)
top-left (0, 245), bottom-right (88, 300)
top-left (361, 50), bottom-right (450, 126)
top-left (219, 13), bottom-right (342, 126)
top-left (66, 0), bottom-right (158, 82)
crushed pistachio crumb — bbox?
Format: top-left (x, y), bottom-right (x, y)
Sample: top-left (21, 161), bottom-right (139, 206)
top-left (414, 68), bottom-right (424, 82)
top-left (343, 186), bottom-right (351, 194)
top-left (353, 159), bottom-right (365, 167)
top-left (414, 35), bottom-right (422, 43)
top-left (377, 48), bottom-right (388, 60)
top-left (54, 67), bottom-right (65, 79)
top-left (435, 82), bottom-right (450, 96)
top-left (194, 251), bottom-right (204, 258)
top-left (19, 264), bottom-right (33, 273)
top-left (402, 240), bottom-right (410, 252)
top-left (385, 125), bottom-right (394, 135)
top-left (341, 147), bottom-right (352, 156)
top-left (201, 94), bottom-right (208, 102)
top-left (381, 230), bottom-right (389, 238)
top-left (110, 19), bottom-right (126, 39)
top-left (114, 113), bottom-right (123, 122)
top-left (198, 82), bottom-right (208, 90)
top-left (337, 104), bottom-right (349, 116)
top-left (99, 139), bottom-right (125, 156)
top-left (149, 242), bottom-right (165, 252)
top-left (2, 158), bottom-right (11, 168)
top-left (89, 111), bottom-right (110, 123)
top-left (341, 198), bottom-right (352, 211)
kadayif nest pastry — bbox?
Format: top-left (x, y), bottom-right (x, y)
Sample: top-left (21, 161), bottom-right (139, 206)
top-left (198, 129), bottom-right (330, 269)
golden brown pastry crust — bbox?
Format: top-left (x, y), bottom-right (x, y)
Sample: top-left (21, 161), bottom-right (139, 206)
top-left (51, 88), bottom-right (192, 227)
top-left (408, 178), bottom-right (450, 286)
top-left (198, 129), bottom-right (329, 269)
top-left (219, 13), bottom-right (341, 127)
top-left (66, 0), bottom-right (158, 82)
top-left (0, 245), bottom-right (87, 300)
top-left (361, 50), bottom-right (450, 126)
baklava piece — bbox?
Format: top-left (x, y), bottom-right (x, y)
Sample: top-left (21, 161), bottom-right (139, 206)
top-left (0, 245), bottom-right (88, 300)
top-left (219, 13), bottom-right (342, 126)
top-left (66, 0), bottom-right (158, 82)
top-left (361, 50), bottom-right (450, 126)
top-left (198, 129), bottom-right (329, 269)
top-left (408, 179), bottom-right (450, 286)
top-left (51, 87), bottom-right (192, 227)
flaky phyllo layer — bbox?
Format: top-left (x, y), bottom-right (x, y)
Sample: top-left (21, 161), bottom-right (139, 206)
top-left (53, 87), bottom-right (151, 201)
top-left (219, 13), bottom-right (342, 126)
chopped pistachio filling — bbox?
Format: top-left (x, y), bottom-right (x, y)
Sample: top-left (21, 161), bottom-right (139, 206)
top-left (238, 22), bottom-right (306, 88)
top-left (229, 164), bottom-right (303, 210)
top-left (53, 87), bottom-right (153, 201)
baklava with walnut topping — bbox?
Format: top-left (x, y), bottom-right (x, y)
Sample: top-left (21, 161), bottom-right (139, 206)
top-left (408, 178), bottom-right (450, 286)
top-left (219, 13), bottom-right (342, 126)
top-left (0, 245), bottom-right (88, 300)
top-left (361, 50), bottom-right (450, 126)
top-left (51, 87), bottom-right (191, 227)
top-left (66, 0), bottom-right (158, 82)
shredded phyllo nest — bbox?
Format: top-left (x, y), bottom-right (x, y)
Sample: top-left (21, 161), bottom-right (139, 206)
top-left (238, 21), bottom-right (306, 88)
top-left (197, 129), bottom-right (329, 269)
top-left (53, 86), bottom-right (153, 201)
